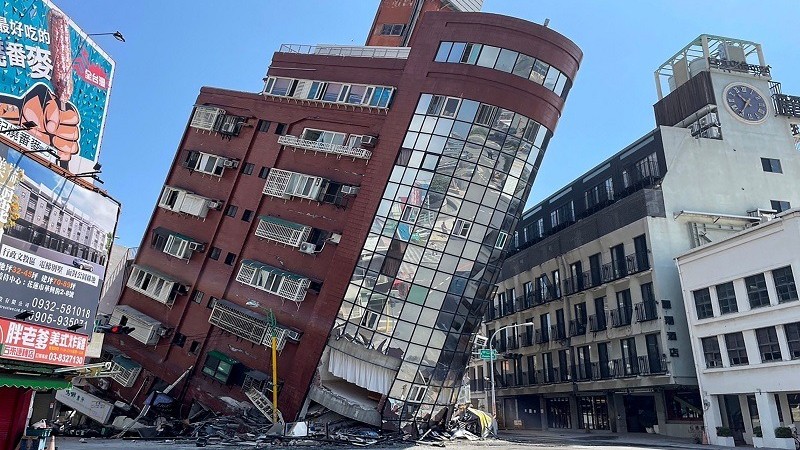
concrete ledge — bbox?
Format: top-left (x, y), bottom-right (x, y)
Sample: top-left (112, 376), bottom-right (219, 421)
top-left (308, 384), bottom-right (382, 427)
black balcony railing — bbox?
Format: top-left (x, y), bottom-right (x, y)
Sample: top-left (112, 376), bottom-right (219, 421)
top-left (574, 363), bottom-right (593, 381)
top-left (638, 355), bottom-right (668, 375)
top-left (592, 361), bottom-right (612, 380)
top-left (634, 300), bottom-right (659, 322)
top-left (522, 331), bottom-right (533, 347)
top-left (535, 329), bottom-right (550, 344)
top-left (550, 324), bottom-right (567, 342)
top-left (588, 314), bottom-right (607, 332)
top-left (537, 367), bottom-right (558, 384)
top-left (569, 319), bottom-right (587, 336)
top-left (609, 307), bottom-right (633, 328)
top-left (507, 337), bottom-right (519, 350)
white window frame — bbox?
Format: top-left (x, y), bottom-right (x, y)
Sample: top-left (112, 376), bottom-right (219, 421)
top-left (360, 310), bottom-right (380, 330)
top-left (263, 77), bottom-right (395, 109)
top-left (127, 266), bottom-right (178, 306)
top-left (158, 186), bottom-right (180, 211)
top-left (255, 217), bottom-right (311, 248)
top-left (400, 205), bottom-right (420, 224)
top-left (453, 219), bottom-right (472, 238)
top-left (407, 385), bottom-right (428, 403)
top-left (495, 232), bottom-right (508, 249)
top-left (440, 97), bottom-right (461, 118)
top-left (163, 234), bottom-right (191, 259)
top-left (301, 128), bottom-right (347, 146)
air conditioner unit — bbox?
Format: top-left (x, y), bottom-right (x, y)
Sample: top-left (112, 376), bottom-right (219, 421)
top-left (328, 233), bottom-right (342, 244)
top-left (298, 242), bottom-right (317, 254)
top-left (698, 115), bottom-right (710, 128)
top-left (188, 242), bottom-right (205, 252)
top-left (360, 135), bottom-right (378, 148)
top-left (341, 185), bottom-right (360, 195)
top-left (223, 158), bottom-right (239, 169)
top-left (707, 112), bottom-right (719, 125)
top-left (285, 329), bottom-right (302, 341)
top-left (207, 200), bottom-right (223, 210)
top-left (689, 122), bottom-right (700, 135)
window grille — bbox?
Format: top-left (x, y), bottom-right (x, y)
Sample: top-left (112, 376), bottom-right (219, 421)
top-left (235, 260), bottom-right (310, 305)
top-left (190, 106), bottom-right (224, 131)
top-left (255, 216), bottom-right (312, 247)
top-left (110, 356), bottom-right (141, 388)
top-left (263, 169), bottom-right (294, 198)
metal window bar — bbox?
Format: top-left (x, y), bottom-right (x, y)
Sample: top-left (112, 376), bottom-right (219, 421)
top-left (279, 44), bottom-right (411, 59)
top-left (263, 169), bottom-right (293, 198)
top-left (634, 301), bottom-right (659, 322)
top-left (208, 300), bottom-right (270, 345)
top-left (278, 135), bottom-right (372, 160)
top-left (190, 106), bottom-right (224, 131)
top-left (255, 217), bottom-right (312, 247)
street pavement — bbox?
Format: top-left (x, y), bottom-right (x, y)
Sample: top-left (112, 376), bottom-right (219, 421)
top-left (54, 429), bottom-right (732, 450)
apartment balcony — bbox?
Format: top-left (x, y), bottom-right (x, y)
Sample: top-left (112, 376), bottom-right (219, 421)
top-left (208, 299), bottom-right (290, 350)
top-left (550, 324), bottom-right (567, 342)
top-left (609, 307), bottom-right (633, 328)
top-left (634, 300), bottom-right (659, 322)
top-left (574, 363), bottom-right (593, 381)
top-left (521, 331), bottom-right (533, 347)
top-left (278, 134), bottom-right (372, 160)
top-left (279, 43), bottom-right (410, 59)
top-left (534, 329), bottom-right (549, 344)
top-left (588, 314), bottom-right (607, 332)
top-left (638, 355), bottom-right (668, 375)
top-left (506, 337), bottom-right (519, 350)
top-left (568, 319), bottom-right (587, 337)
top-left (536, 368), bottom-right (559, 384)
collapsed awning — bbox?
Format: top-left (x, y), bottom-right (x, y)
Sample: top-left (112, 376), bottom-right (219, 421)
top-left (0, 374), bottom-right (70, 390)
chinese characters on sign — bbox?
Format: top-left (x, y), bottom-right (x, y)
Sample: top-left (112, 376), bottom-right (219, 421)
top-left (0, 317), bottom-right (86, 366)
top-left (55, 386), bottom-right (113, 423)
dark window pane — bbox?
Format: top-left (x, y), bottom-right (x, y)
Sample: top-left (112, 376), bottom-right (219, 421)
top-left (745, 273), bottom-right (770, 308)
top-left (725, 332), bottom-right (749, 366)
top-left (715, 282), bottom-right (738, 314)
top-left (755, 327), bottom-right (782, 362)
top-left (693, 288), bottom-right (713, 319)
top-left (702, 337), bottom-right (722, 368)
top-left (772, 266), bottom-right (798, 303)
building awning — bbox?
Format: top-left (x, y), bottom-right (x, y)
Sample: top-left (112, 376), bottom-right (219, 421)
top-left (258, 215), bottom-right (308, 232)
top-left (245, 370), bottom-right (269, 381)
top-left (0, 374), bottom-right (70, 390)
top-left (206, 350), bottom-right (238, 366)
top-left (112, 355), bottom-right (140, 371)
top-left (153, 226), bottom-right (198, 243)
top-left (241, 259), bottom-right (307, 282)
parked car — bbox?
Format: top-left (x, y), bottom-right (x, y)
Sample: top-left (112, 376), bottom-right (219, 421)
top-left (72, 257), bottom-right (93, 272)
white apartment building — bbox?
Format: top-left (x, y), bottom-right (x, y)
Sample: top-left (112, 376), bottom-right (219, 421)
top-left (676, 209), bottom-right (800, 448)
top-left (471, 35), bottom-right (800, 438)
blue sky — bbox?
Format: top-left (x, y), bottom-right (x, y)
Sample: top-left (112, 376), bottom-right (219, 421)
top-left (55, 0), bottom-right (800, 248)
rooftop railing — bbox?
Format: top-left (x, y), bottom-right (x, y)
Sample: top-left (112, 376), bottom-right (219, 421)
top-left (279, 44), bottom-right (411, 59)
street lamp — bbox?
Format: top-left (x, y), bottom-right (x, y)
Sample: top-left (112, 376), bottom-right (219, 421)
top-left (483, 322), bottom-right (535, 420)
top-left (88, 31), bottom-right (125, 42)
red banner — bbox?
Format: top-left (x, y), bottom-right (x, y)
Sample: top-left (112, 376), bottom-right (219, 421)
top-left (0, 317), bottom-right (86, 367)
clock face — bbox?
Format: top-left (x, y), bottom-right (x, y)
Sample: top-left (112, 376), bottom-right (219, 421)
top-left (725, 84), bottom-right (768, 122)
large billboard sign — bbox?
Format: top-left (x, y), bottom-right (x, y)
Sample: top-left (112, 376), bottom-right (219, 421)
top-left (0, 143), bottom-right (119, 336)
top-left (0, 0), bottom-right (115, 174)
top-left (0, 317), bottom-right (87, 366)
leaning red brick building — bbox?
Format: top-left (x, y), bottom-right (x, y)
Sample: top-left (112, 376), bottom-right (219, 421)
top-left (105, 0), bottom-right (582, 429)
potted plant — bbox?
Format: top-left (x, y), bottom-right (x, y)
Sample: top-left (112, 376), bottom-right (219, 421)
top-left (773, 427), bottom-right (796, 449)
top-left (752, 426), bottom-right (764, 448)
top-left (716, 426), bottom-right (735, 447)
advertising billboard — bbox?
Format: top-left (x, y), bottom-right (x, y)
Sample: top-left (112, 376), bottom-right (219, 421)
top-left (0, 0), bottom-right (115, 175)
top-left (55, 386), bottom-right (113, 423)
top-left (0, 316), bottom-right (86, 366)
top-left (0, 143), bottom-right (119, 336)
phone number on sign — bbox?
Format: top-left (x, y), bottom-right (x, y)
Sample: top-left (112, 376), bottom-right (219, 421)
top-left (31, 297), bottom-right (91, 318)
top-left (29, 310), bottom-right (87, 329)
top-left (45, 352), bottom-right (84, 365)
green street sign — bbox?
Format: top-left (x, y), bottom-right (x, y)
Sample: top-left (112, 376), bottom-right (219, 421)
top-left (479, 349), bottom-right (498, 361)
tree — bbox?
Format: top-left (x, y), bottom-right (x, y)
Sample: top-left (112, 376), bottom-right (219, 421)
top-left (3, 194), bottom-right (20, 230)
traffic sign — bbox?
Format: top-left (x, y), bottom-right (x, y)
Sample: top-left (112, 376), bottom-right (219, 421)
top-left (479, 349), bottom-right (498, 360)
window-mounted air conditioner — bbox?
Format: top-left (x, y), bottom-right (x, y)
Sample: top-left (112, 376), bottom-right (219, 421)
top-left (223, 158), bottom-right (239, 169)
top-left (341, 185), bottom-right (360, 195)
top-left (298, 242), bottom-right (317, 255)
top-left (360, 135), bottom-right (378, 148)
top-left (188, 242), bottom-right (205, 252)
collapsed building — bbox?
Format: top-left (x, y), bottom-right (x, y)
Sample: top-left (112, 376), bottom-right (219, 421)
top-left (102, 0), bottom-right (582, 431)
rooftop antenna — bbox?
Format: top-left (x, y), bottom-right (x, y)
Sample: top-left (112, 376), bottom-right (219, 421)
top-left (543, 18), bottom-right (550, 28)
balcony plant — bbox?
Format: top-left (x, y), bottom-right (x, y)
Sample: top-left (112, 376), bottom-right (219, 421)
top-left (773, 427), bottom-right (796, 449)
top-left (716, 426), bottom-right (735, 447)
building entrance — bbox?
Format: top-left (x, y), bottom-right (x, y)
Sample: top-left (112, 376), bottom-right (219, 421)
top-left (623, 394), bottom-right (656, 432)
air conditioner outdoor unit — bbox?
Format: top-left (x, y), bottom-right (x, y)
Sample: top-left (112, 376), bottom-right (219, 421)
top-left (188, 242), bottom-right (205, 252)
top-left (689, 122), bottom-right (700, 135)
top-left (285, 329), bottom-right (302, 341)
top-left (360, 135), bottom-right (378, 147)
top-left (298, 242), bottom-right (317, 254)
top-left (701, 126), bottom-right (721, 139)
top-left (328, 233), bottom-right (342, 244)
top-left (223, 158), bottom-right (239, 169)
top-left (340, 185), bottom-right (360, 195)
top-left (207, 200), bottom-right (223, 210)
top-left (707, 112), bottom-right (719, 125)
